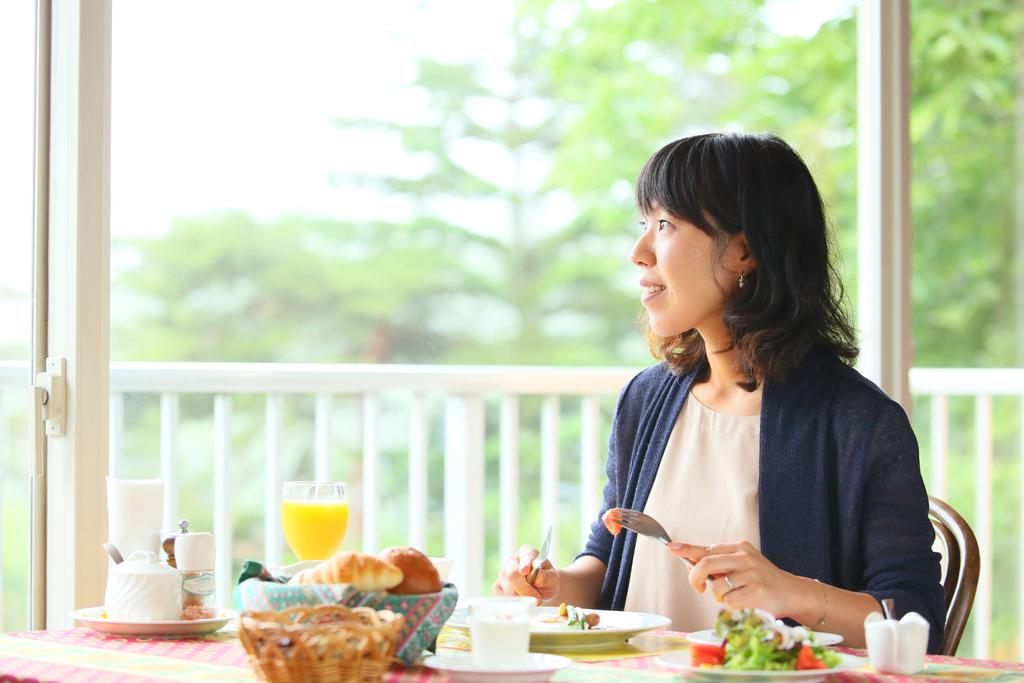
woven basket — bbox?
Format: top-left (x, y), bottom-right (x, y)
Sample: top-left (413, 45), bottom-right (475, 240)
top-left (239, 605), bottom-right (405, 683)
top-left (235, 580), bottom-right (458, 665)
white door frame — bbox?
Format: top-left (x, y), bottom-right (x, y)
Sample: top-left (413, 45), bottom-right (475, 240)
top-left (33, 0), bottom-right (112, 628)
top-left (29, 0), bottom-right (51, 632)
top-left (857, 0), bottom-right (912, 410)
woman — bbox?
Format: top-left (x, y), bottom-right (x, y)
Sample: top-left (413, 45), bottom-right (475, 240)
top-left (492, 132), bottom-right (944, 651)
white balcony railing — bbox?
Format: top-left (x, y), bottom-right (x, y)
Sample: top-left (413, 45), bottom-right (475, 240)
top-left (1, 362), bottom-right (1022, 658)
top-left (0, 361), bottom-right (636, 610)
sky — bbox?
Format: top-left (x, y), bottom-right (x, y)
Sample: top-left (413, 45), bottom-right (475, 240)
top-left (0, 0), bottom-right (855, 352)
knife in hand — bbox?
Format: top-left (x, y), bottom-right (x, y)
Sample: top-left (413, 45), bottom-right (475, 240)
top-left (526, 525), bottom-right (552, 585)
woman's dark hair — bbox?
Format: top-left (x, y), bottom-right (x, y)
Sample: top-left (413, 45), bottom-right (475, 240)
top-left (635, 132), bottom-right (858, 389)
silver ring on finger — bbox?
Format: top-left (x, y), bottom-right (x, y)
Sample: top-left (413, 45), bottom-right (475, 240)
top-left (724, 574), bottom-right (735, 592)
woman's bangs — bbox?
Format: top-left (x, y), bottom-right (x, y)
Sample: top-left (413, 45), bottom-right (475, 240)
top-left (635, 138), bottom-right (714, 230)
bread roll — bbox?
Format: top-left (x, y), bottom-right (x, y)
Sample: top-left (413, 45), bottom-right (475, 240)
top-left (287, 551), bottom-right (403, 591)
top-left (378, 546), bottom-right (442, 595)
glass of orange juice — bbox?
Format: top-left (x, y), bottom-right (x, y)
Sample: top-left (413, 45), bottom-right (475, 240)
top-left (281, 481), bottom-right (349, 561)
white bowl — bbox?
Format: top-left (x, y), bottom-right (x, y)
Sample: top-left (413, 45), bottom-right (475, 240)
top-left (430, 556), bottom-right (454, 581)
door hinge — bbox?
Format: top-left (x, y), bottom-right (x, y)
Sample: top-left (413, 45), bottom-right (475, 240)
top-left (34, 357), bottom-right (66, 437)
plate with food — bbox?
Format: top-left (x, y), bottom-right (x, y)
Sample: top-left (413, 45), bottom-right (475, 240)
top-left (659, 652), bottom-right (864, 681)
top-left (72, 606), bottom-right (237, 637)
top-left (658, 608), bottom-right (864, 681)
top-left (446, 602), bottom-right (671, 651)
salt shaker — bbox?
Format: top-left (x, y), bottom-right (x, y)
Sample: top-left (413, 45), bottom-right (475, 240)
top-left (864, 610), bottom-right (930, 674)
top-left (175, 531), bottom-right (217, 619)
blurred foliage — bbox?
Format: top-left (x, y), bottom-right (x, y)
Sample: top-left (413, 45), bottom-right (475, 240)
top-left (113, 0), bottom-right (863, 369)
top-left (910, 0), bottom-right (1024, 367)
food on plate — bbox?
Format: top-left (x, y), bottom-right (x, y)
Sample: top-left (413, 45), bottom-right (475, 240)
top-left (287, 551), bottom-right (403, 591)
top-left (691, 608), bottom-right (841, 671)
top-left (602, 508), bottom-right (624, 536)
top-left (378, 546), bottom-right (442, 594)
top-left (535, 602), bottom-right (601, 630)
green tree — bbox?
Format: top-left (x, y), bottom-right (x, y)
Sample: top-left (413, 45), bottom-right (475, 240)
top-left (909, 0), bottom-right (1024, 368)
top-left (115, 212), bottom-right (473, 363)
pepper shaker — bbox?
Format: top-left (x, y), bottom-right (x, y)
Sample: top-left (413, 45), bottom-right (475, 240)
top-left (162, 519), bottom-right (190, 569)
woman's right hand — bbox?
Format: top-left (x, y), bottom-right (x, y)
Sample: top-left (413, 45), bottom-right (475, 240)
top-left (492, 544), bottom-right (560, 604)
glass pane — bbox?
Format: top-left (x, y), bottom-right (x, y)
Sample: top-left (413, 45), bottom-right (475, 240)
top-left (910, 0), bottom-right (1023, 659)
top-left (110, 1), bottom-right (856, 574)
top-left (110, 0), bottom-right (857, 368)
top-left (0, 2), bottom-right (36, 633)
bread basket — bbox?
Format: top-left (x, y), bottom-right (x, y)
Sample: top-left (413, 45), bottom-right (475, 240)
top-left (239, 605), bottom-right (404, 683)
top-left (236, 580), bottom-right (458, 665)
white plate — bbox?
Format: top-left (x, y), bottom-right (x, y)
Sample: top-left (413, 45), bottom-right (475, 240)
top-left (423, 653), bottom-right (571, 683)
top-left (687, 629), bottom-right (843, 647)
top-left (446, 606), bottom-right (671, 651)
top-left (72, 607), bottom-right (237, 637)
top-left (656, 651), bottom-right (866, 681)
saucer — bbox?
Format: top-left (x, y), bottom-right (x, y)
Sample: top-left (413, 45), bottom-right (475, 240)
top-left (422, 653), bottom-right (572, 682)
top-left (73, 606), bottom-right (237, 637)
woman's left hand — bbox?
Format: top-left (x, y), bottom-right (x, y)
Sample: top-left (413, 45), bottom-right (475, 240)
top-left (668, 541), bottom-right (812, 618)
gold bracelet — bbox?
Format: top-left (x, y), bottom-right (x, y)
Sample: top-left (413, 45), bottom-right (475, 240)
top-left (813, 579), bottom-right (829, 627)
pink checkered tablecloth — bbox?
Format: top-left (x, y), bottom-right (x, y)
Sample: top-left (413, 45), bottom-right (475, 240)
top-left (2, 627), bottom-right (1023, 682)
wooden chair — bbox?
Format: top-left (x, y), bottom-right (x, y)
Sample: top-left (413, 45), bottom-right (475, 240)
top-left (928, 495), bottom-right (980, 655)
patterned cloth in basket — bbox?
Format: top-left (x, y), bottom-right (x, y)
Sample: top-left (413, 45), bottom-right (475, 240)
top-left (234, 574), bottom-right (457, 665)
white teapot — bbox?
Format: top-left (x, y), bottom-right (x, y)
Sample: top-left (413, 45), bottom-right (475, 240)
top-left (104, 550), bottom-right (181, 622)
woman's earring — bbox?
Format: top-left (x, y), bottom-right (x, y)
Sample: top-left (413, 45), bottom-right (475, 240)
top-left (738, 271), bottom-right (746, 288)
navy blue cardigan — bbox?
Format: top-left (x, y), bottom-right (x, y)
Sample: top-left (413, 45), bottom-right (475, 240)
top-left (579, 348), bottom-right (945, 653)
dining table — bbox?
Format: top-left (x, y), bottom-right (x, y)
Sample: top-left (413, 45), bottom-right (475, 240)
top-left (2, 623), bottom-right (1023, 683)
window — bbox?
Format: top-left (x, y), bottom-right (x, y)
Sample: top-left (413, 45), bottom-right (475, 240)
top-left (107, 0), bottom-right (858, 586)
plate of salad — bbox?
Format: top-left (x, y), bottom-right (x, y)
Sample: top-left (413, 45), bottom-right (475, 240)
top-left (657, 609), bottom-right (865, 681)
top-left (687, 629), bottom-right (842, 647)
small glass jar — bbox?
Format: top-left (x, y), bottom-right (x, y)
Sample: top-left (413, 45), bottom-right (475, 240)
top-left (175, 530), bottom-right (218, 619)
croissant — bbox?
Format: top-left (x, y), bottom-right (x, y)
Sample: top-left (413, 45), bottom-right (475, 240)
top-left (287, 551), bottom-right (403, 592)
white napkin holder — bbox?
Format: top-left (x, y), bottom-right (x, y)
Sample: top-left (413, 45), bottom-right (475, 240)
top-left (864, 610), bottom-right (929, 674)
top-left (104, 550), bottom-right (182, 622)
top-left (106, 477), bottom-right (164, 558)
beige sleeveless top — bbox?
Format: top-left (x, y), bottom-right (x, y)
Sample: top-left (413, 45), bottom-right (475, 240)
top-left (623, 394), bottom-right (761, 632)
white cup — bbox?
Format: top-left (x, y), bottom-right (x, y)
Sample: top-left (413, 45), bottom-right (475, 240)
top-left (468, 596), bottom-right (534, 668)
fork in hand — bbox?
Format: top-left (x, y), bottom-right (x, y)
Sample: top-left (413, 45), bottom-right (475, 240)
top-left (617, 508), bottom-right (696, 569)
